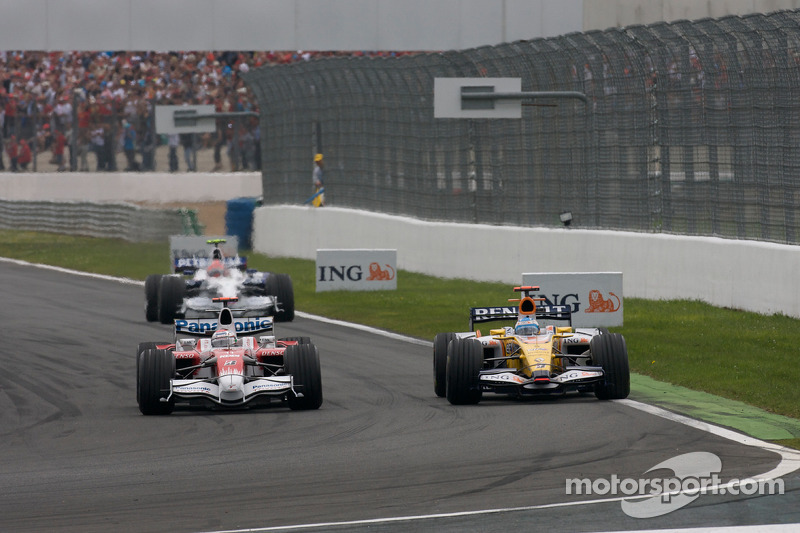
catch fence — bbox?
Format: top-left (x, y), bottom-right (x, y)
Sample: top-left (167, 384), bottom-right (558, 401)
top-left (244, 9), bottom-right (800, 244)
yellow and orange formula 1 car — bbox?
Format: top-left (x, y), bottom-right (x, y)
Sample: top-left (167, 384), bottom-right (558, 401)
top-left (433, 286), bottom-right (629, 405)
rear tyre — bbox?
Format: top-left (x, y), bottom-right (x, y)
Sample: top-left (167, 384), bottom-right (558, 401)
top-left (591, 333), bottom-right (630, 400)
top-left (446, 338), bottom-right (483, 405)
top-left (138, 349), bottom-right (175, 415)
top-left (144, 274), bottom-right (162, 322)
top-left (433, 332), bottom-right (456, 397)
top-left (158, 276), bottom-right (185, 324)
top-left (284, 344), bottom-right (323, 410)
top-left (267, 273), bottom-right (295, 322)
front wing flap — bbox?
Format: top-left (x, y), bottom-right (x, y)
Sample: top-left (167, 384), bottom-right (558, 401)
top-left (478, 365), bottom-right (604, 391)
top-left (170, 375), bottom-right (293, 404)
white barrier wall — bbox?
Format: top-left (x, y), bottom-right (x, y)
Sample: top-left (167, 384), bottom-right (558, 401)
top-left (0, 172), bottom-right (261, 203)
top-left (253, 205), bottom-right (800, 318)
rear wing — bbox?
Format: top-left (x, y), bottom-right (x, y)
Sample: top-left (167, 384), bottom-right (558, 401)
top-left (173, 316), bottom-right (274, 337)
top-left (174, 255), bottom-right (247, 274)
top-left (469, 305), bottom-right (572, 330)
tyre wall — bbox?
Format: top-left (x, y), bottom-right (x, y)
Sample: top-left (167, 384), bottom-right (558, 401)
top-left (252, 205), bottom-right (800, 319)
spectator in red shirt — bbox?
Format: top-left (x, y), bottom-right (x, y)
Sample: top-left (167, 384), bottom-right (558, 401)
top-left (53, 128), bottom-right (67, 171)
top-left (3, 96), bottom-right (16, 139)
top-left (17, 138), bottom-right (32, 171)
top-left (6, 134), bottom-right (18, 172)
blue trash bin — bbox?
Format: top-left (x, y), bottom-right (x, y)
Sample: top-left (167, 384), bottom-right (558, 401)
top-left (225, 197), bottom-right (259, 249)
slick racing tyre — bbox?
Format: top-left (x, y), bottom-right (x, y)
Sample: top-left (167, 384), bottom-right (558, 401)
top-left (158, 275), bottom-right (186, 324)
top-left (136, 342), bottom-right (168, 403)
top-left (284, 343), bottom-right (323, 410)
top-left (590, 333), bottom-right (630, 400)
top-left (266, 273), bottom-right (295, 322)
top-left (138, 349), bottom-right (176, 415)
top-left (144, 274), bottom-right (162, 322)
top-left (433, 332), bottom-right (456, 397)
top-left (446, 338), bottom-right (483, 405)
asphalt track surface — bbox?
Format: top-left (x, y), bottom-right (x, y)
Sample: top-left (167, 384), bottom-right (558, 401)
top-left (1, 261), bottom-right (800, 533)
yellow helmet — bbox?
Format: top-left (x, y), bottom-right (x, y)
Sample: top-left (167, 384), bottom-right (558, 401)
top-left (314, 153), bottom-right (323, 162)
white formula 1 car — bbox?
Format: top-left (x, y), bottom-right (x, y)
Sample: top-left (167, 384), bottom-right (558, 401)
top-left (144, 239), bottom-right (294, 324)
top-left (137, 298), bottom-right (321, 415)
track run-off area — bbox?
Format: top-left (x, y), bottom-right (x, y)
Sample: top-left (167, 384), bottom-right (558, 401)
top-left (1, 258), bottom-right (799, 533)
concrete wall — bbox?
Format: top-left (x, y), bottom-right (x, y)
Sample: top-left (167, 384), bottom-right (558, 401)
top-left (253, 205), bottom-right (800, 318)
top-left (3, 0), bottom-right (798, 52)
top-left (0, 172), bottom-right (261, 203)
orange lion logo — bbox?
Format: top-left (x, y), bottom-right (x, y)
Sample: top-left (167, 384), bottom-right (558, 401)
top-left (366, 262), bottom-right (395, 281)
top-left (585, 290), bottom-right (620, 313)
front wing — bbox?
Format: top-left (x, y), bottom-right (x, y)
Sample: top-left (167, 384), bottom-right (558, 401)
top-left (479, 365), bottom-right (604, 394)
top-left (183, 295), bottom-right (278, 317)
top-left (169, 375), bottom-right (294, 405)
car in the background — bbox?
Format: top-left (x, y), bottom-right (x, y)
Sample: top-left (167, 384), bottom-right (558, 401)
top-left (144, 238), bottom-right (294, 324)
top-left (137, 298), bottom-right (321, 415)
top-left (433, 285), bottom-right (629, 405)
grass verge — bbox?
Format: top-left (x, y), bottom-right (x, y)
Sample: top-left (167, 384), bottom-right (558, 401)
top-left (2, 230), bottom-right (799, 431)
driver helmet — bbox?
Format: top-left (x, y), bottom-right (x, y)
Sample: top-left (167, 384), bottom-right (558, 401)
top-left (207, 258), bottom-right (225, 277)
top-left (514, 316), bottom-right (541, 336)
top-left (211, 329), bottom-right (237, 348)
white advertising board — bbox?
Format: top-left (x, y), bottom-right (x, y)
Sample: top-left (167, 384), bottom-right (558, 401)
top-left (316, 249), bottom-right (397, 292)
top-left (521, 272), bottom-right (623, 327)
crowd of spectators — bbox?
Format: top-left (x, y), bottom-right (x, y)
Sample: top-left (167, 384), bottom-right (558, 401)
top-left (0, 50), bottom-right (411, 172)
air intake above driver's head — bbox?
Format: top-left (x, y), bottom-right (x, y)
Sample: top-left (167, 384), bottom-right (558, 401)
top-left (219, 307), bottom-right (234, 326)
top-left (519, 297), bottom-right (536, 315)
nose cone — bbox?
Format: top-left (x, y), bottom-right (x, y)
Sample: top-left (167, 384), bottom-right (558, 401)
top-left (218, 374), bottom-right (245, 402)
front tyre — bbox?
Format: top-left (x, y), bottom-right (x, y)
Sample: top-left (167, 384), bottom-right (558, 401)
top-left (136, 341), bottom-right (168, 403)
top-left (433, 332), bottom-right (456, 397)
top-left (284, 343), bottom-right (322, 410)
top-left (591, 333), bottom-right (630, 400)
top-left (138, 349), bottom-right (176, 415)
top-left (446, 338), bottom-right (483, 405)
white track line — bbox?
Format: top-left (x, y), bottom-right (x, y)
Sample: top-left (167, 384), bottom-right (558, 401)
top-left (0, 257), bottom-right (143, 286)
top-left (5, 259), bottom-right (799, 533)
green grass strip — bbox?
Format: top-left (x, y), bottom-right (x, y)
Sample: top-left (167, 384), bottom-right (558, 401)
top-left (631, 374), bottom-right (800, 441)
